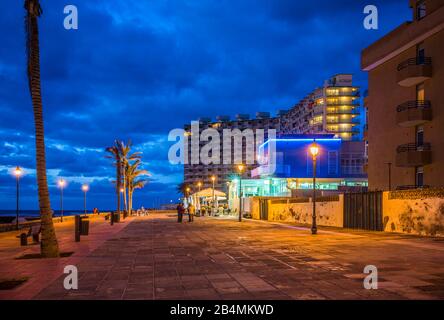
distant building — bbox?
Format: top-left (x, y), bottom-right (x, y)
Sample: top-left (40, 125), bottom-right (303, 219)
top-left (183, 74), bottom-right (364, 194)
top-left (183, 113), bottom-right (280, 193)
top-left (280, 74), bottom-right (361, 141)
top-left (362, 0), bottom-right (444, 190)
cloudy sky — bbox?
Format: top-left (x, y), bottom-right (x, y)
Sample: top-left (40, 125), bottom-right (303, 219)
top-left (0, 1), bottom-right (410, 210)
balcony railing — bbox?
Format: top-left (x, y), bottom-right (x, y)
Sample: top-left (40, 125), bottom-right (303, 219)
top-left (396, 100), bottom-right (432, 127)
top-left (396, 143), bottom-right (432, 167)
top-left (396, 100), bottom-right (431, 112)
top-left (396, 185), bottom-right (430, 191)
top-left (397, 57), bottom-right (432, 87)
top-left (397, 57), bottom-right (432, 71)
top-left (396, 143), bottom-right (431, 153)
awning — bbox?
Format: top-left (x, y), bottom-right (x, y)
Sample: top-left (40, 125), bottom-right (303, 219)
top-left (191, 188), bottom-right (226, 198)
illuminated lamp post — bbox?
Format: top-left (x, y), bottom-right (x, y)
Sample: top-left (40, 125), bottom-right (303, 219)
top-left (309, 142), bottom-right (319, 235)
top-left (196, 182), bottom-right (202, 212)
top-left (13, 166), bottom-right (23, 230)
top-left (58, 179), bottom-right (66, 222)
top-left (81, 184), bottom-right (89, 215)
top-left (211, 175), bottom-right (216, 213)
top-left (237, 164), bottom-right (245, 222)
top-left (186, 187), bottom-right (191, 203)
top-left (120, 188), bottom-right (124, 212)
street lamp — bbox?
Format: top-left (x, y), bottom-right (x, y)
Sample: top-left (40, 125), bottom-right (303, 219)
top-left (309, 142), bottom-right (319, 235)
top-left (13, 166), bottom-right (23, 230)
top-left (237, 164), bottom-right (245, 222)
top-left (58, 179), bottom-right (66, 222)
top-left (120, 187), bottom-right (124, 212)
top-left (81, 184), bottom-right (89, 215)
top-left (196, 182), bottom-right (202, 212)
top-left (211, 176), bottom-right (216, 213)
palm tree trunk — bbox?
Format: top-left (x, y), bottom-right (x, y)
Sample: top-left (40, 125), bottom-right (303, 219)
top-left (122, 169), bottom-right (127, 218)
top-left (129, 188), bottom-right (133, 216)
top-left (114, 162), bottom-right (121, 225)
top-left (27, 8), bottom-right (59, 258)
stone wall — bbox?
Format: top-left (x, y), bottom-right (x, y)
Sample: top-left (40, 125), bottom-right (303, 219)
top-left (251, 196), bottom-right (343, 227)
top-left (383, 190), bottom-right (444, 237)
top-left (247, 189), bottom-right (444, 237)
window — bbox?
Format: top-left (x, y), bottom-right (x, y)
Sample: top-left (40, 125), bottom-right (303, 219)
top-left (416, 126), bottom-right (424, 147)
top-left (328, 151), bottom-right (338, 175)
top-left (416, 167), bottom-right (424, 187)
top-left (417, 1), bottom-right (426, 20)
top-left (416, 83), bottom-right (425, 101)
top-left (416, 43), bottom-right (425, 64)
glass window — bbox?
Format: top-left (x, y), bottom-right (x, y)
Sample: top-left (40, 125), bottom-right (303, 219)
top-left (416, 126), bottom-right (424, 147)
top-left (417, 1), bottom-right (426, 20)
top-left (328, 151), bottom-right (338, 175)
top-left (416, 167), bottom-right (424, 187)
top-left (416, 83), bottom-right (425, 101)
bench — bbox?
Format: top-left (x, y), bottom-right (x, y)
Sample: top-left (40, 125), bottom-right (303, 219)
top-left (17, 225), bottom-right (41, 245)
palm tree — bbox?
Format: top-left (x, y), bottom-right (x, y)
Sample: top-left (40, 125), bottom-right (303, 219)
top-left (106, 141), bottom-right (122, 225)
top-left (25, 0), bottom-right (59, 257)
top-left (117, 140), bottom-right (141, 217)
top-left (126, 159), bottom-right (149, 215)
top-left (177, 182), bottom-right (189, 196)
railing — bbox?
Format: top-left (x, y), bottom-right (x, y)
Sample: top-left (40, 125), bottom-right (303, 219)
top-left (396, 185), bottom-right (430, 190)
top-left (326, 110), bottom-right (355, 115)
top-left (397, 57), bottom-right (432, 71)
top-left (396, 142), bottom-right (431, 153)
top-left (326, 101), bottom-right (360, 106)
top-left (397, 100), bottom-right (431, 112)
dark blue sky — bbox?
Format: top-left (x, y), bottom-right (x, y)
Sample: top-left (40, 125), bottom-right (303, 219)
top-left (0, 1), bottom-right (410, 210)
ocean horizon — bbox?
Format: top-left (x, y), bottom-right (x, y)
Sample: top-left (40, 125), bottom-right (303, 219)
top-left (0, 210), bottom-right (112, 218)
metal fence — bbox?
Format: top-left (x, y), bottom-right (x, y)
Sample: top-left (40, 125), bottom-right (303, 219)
top-left (343, 191), bottom-right (383, 231)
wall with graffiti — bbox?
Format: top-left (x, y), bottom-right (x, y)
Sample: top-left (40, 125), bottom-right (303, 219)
top-left (383, 189), bottom-right (444, 237)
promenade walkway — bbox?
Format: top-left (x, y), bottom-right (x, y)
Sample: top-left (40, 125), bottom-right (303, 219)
top-left (1, 213), bottom-right (444, 300)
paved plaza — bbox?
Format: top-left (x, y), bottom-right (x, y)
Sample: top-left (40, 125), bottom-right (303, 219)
top-left (1, 213), bottom-right (444, 300)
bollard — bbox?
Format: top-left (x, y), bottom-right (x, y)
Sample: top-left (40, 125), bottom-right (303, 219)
top-left (20, 233), bottom-right (28, 246)
top-left (75, 215), bottom-right (81, 242)
top-left (80, 218), bottom-right (90, 235)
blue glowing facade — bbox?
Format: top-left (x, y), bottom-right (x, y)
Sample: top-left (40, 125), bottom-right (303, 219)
top-left (255, 134), bottom-right (359, 178)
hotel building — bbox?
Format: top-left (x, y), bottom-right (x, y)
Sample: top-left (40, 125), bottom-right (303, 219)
top-left (280, 74), bottom-right (361, 141)
top-left (362, 0), bottom-right (444, 190)
top-left (183, 113), bottom-right (281, 192)
top-left (183, 74), bottom-right (364, 194)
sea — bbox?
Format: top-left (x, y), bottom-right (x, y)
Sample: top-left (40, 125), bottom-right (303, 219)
top-left (0, 210), bottom-right (109, 223)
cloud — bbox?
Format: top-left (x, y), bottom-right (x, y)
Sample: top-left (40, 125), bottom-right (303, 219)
top-left (0, 1), bottom-right (410, 209)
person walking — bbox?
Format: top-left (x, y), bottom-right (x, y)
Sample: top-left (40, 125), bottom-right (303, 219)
top-left (177, 203), bottom-right (185, 223)
top-left (188, 203), bottom-right (195, 222)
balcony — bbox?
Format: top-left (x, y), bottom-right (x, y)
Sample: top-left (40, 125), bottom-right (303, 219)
top-left (396, 100), bottom-right (432, 127)
top-left (397, 57), bottom-right (432, 87)
top-left (396, 185), bottom-right (430, 190)
top-left (396, 143), bottom-right (432, 167)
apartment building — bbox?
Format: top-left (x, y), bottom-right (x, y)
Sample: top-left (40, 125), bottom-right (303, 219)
top-left (183, 113), bottom-right (281, 192)
top-left (362, 0), bottom-right (444, 190)
top-left (183, 74), bottom-right (364, 193)
top-left (280, 74), bottom-right (361, 141)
